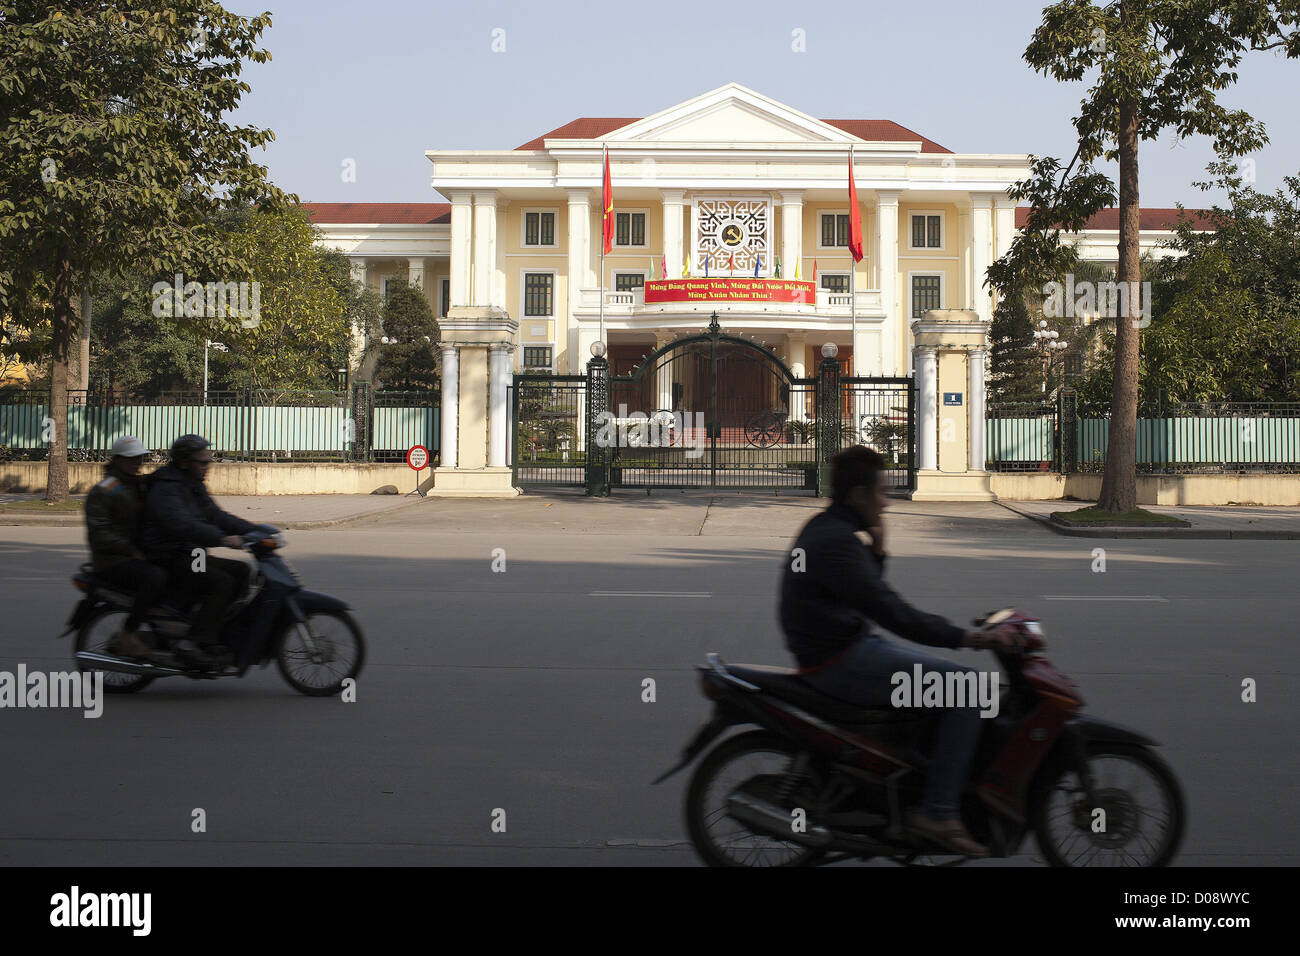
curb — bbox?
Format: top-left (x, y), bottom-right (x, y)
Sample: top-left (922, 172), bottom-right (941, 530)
top-left (996, 500), bottom-right (1300, 540)
top-left (0, 497), bottom-right (419, 531)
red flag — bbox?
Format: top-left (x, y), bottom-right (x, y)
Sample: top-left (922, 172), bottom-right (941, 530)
top-left (848, 151), bottom-right (863, 262)
top-left (813, 257), bottom-right (818, 283)
top-left (728, 251), bottom-right (734, 273)
top-left (660, 255), bottom-right (666, 280)
top-left (601, 148), bottom-right (614, 255)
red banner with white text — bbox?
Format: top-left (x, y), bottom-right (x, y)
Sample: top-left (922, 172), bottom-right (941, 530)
top-left (643, 278), bottom-right (816, 304)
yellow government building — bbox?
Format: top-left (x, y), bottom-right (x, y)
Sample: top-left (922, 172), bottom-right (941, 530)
top-left (306, 83), bottom-right (1204, 496)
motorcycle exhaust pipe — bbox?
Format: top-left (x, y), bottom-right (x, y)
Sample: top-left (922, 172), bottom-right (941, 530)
top-left (726, 792), bottom-right (833, 849)
top-left (74, 652), bottom-right (185, 678)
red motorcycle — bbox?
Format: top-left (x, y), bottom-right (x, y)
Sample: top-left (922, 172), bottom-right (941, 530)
top-left (657, 608), bottom-right (1185, 867)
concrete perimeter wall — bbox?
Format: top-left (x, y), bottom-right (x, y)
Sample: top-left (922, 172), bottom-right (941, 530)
top-left (989, 473), bottom-right (1300, 507)
top-left (0, 462), bottom-right (431, 496)
top-left (3, 461), bottom-right (1298, 503)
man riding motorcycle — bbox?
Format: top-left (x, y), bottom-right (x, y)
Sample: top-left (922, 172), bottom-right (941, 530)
top-left (779, 445), bottom-right (1021, 857)
top-left (141, 435), bottom-right (257, 657)
top-left (84, 436), bottom-right (166, 661)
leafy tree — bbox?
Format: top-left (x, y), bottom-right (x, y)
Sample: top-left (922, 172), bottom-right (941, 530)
top-left (318, 247), bottom-right (384, 378)
top-left (88, 267), bottom-right (204, 395)
top-left (374, 277), bottom-right (439, 391)
top-left (1076, 166), bottom-right (1300, 405)
top-left (0, 2), bottom-right (289, 501)
top-left (213, 205), bottom-right (349, 392)
top-left (987, 1), bottom-right (1300, 512)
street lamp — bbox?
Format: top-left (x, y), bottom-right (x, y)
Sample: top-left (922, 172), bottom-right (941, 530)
top-left (1032, 320), bottom-right (1068, 395)
top-left (203, 340), bottom-right (228, 405)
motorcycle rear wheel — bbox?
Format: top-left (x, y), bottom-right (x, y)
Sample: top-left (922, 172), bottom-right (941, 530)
top-left (75, 609), bottom-right (155, 694)
top-left (275, 609), bottom-right (365, 697)
top-left (685, 730), bottom-right (827, 867)
top-left (1033, 741), bottom-right (1184, 867)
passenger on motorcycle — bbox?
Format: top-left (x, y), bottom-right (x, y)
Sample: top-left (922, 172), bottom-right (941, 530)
top-left (84, 436), bottom-right (166, 661)
top-left (141, 435), bottom-right (256, 657)
top-left (779, 445), bottom-right (1021, 857)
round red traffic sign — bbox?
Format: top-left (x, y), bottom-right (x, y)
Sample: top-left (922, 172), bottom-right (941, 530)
top-left (406, 445), bottom-right (430, 471)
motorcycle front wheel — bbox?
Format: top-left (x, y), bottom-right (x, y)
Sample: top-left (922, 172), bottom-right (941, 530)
top-left (275, 609), bottom-right (365, 697)
top-left (1033, 741), bottom-right (1185, 867)
top-left (685, 730), bottom-right (827, 868)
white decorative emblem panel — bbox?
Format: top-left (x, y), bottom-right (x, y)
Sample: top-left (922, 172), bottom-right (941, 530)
top-left (690, 196), bottom-right (772, 275)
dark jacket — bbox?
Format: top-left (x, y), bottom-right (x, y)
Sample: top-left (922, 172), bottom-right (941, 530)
top-left (141, 463), bottom-right (257, 564)
top-left (779, 502), bottom-right (966, 669)
top-left (85, 464), bottom-right (148, 571)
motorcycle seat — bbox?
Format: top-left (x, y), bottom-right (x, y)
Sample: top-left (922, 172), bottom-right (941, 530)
top-left (725, 664), bottom-right (920, 725)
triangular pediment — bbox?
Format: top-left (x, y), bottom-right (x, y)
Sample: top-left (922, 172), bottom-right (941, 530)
top-left (606, 83), bottom-right (860, 145)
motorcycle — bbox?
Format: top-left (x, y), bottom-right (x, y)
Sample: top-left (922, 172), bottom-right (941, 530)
top-left (656, 608), bottom-right (1185, 867)
top-left (62, 525), bottom-right (365, 697)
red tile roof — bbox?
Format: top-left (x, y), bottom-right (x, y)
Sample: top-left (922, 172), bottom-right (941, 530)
top-left (514, 117), bottom-right (951, 153)
top-left (1015, 207), bottom-right (1216, 231)
top-left (302, 202), bottom-right (450, 225)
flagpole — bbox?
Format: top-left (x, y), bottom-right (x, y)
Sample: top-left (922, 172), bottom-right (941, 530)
top-left (850, 144), bottom-right (857, 377)
top-left (599, 143), bottom-right (606, 349)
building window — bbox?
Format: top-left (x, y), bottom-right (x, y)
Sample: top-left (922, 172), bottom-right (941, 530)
top-left (820, 213), bottom-right (849, 248)
top-left (440, 278), bottom-right (449, 318)
top-left (524, 211), bottom-right (556, 246)
top-left (820, 274), bottom-right (850, 293)
top-left (524, 273), bottom-right (553, 316)
top-left (910, 213), bottom-right (942, 249)
top-left (522, 346), bottom-right (553, 369)
top-left (1064, 352), bottom-right (1083, 379)
top-left (911, 274), bottom-right (941, 318)
top-left (615, 273), bottom-right (644, 292)
top-left (616, 212), bottom-right (646, 247)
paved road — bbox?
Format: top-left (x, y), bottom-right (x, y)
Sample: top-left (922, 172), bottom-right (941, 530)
top-left (1, 494), bottom-right (1296, 865)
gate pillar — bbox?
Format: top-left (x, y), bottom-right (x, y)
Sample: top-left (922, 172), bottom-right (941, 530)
top-left (908, 309), bottom-right (996, 501)
top-left (815, 344), bottom-right (841, 497)
top-left (431, 306), bottom-right (521, 496)
top-left (585, 347), bottom-right (610, 497)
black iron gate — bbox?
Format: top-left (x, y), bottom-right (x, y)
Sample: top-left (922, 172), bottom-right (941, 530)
top-left (509, 315), bottom-right (915, 494)
top-left (595, 316), bottom-right (816, 490)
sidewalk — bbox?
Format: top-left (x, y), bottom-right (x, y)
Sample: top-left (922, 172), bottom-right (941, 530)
top-left (0, 493), bottom-right (417, 529)
top-left (998, 499), bottom-right (1300, 539)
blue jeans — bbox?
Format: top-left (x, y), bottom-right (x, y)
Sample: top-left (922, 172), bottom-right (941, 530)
top-left (800, 636), bottom-right (983, 821)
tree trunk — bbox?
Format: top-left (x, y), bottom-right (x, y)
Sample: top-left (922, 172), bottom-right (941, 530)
top-left (1097, 95), bottom-right (1141, 513)
top-left (46, 254), bottom-right (76, 504)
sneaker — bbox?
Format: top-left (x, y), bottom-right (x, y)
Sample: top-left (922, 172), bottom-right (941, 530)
top-left (904, 812), bottom-right (990, 858)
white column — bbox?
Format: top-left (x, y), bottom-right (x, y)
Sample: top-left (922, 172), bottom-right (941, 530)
top-left (407, 256), bottom-right (424, 289)
top-left (439, 346), bottom-right (459, 469)
top-left (488, 344), bottom-right (512, 467)
top-left (654, 333), bottom-right (674, 412)
top-left (449, 191), bottom-right (473, 309)
top-left (661, 190), bottom-right (685, 279)
top-left (993, 197), bottom-right (1016, 320)
top-left (780, 191), bottom-right (803, 281)
top-left (566, 190), bottom-right (592, 374)
top-left (493, 200), bottom-right (509, 309)
top-left (787, 333), bottom-right (807, 422)
top-left (971, 194), bottom-right (994, 323)
top-left (348, 258), bottom-right (368, 367)
top-left (915, 346), bottom-right (938, 471)
top-left (968, 349), bottom-right (986, 472)
top-left (472, 191), bottom-right (497, 306)
top-left (875, 192), bottom-right (900, 374)
top-left (957, 204), bottom-right (972, 310)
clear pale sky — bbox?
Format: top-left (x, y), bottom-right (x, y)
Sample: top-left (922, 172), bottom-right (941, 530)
top-left (232, 0), bottom-right (1300, 209)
